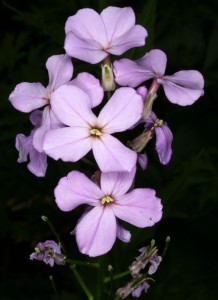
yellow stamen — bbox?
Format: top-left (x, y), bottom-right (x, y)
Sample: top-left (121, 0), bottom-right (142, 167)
top-left (101, 196), bottom-right (113, 205)
top-left (90, 128), bottom-right (102, 136)
top-left (154, 119), bottom-right (163, 127)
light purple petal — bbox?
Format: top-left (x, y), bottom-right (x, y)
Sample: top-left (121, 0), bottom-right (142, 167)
top-left (29, 110), bottom-right (43, 127)
top-left (138, 153), bottom-right (148, 170)
top-left (92, 134), bottom-right (137, 173)
top-left (108, 25), bottom-right (147, 56)
top-left (55, 171), bottom-right (103, 212)
top-left (69, 72), bottom-right (104, 108)
top-left (9, 82), bottom-right (47, 113)
top-left (148, 256), bottom-right (162, 275)
top-left (136, 86), bottom-right (148, 100)
top-left (65, 8), bottom-right (108, 46)
top-left (155, 123), bottom-right (173, 165)
top-left (16, 133), bottom-right (47, 177)
top-left (101, 7), bottom-right (135, 42)
top-left (43, 127), bottom-right (92, 162)
top-left (97, 87), bottom-right (143, 134)
top-left (46, 54), bottom-right (73, 91)
top-left (33, 106), bottom-right (63, 152)
top-left (161, 70), bottom-right (204, 105)
top-left (113, 189), bottom-right (162, 227)
top-left (50, 85), bottom-right (96, 127)
top-left (76, 206), bottom-right (117, 257)
top-left (64, 32), bottom-right (108, 64)
top-left (16, 133), bottom-right (32, 163)
top-left (132, 281), bottom-right (150, 297)
top-left (64, 8), bottom-right (108, 64)
top-left (114, 59), bottom-right (152, 87)
top-left (116, 224), bottom-right (131, 243)
top-left (137, 49), bottom-right (167, 77)
top-left (28, 148), bottom-right (47, 177)
top-left (100, 167), bottom-right (136, 197)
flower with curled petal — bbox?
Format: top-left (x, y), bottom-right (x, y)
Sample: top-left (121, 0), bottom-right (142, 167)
top-left (114, 49), bottom-right (204, 106)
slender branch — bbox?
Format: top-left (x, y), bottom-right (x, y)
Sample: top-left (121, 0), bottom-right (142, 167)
top-left (66, 258), bottom-right (99, 268)
top-left (104, 270), bottom-right (130, 283)
top-left (49, 275), bottom-right (59, 298)
top-left (70, 265), bottom-right (94, 300)
top-left (41, 216), bottom-right (66, 254)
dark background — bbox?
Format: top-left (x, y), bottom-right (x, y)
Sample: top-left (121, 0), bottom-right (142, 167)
top-left (1, 0), bottom-right (218, 299)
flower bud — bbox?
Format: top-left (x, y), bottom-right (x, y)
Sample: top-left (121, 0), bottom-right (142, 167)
top-left (101, 63), bottom-right (116, 92)
top-left (130, 130), bottom-right (153, 153)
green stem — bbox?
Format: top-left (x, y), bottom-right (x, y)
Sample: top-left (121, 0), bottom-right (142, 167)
top-left (81, 157), bottom-right (97, 168)
top-left (66, 258), bottom-right (99, 268)
top-left (70, 265), bottom-right (94, 300)
top-left (49, 275), bottom-right (59, 298)
top-left (162, 236), bottom-right (171, 258)
top-left (104, 270), bottom-right (130, 283)
top-left (41, 216), bottom-right (66, 254)
top-left (96, 256), bottom-right (106, 300)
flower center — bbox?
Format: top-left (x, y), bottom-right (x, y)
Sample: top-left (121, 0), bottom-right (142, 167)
top-left (46, 92), bottom-right (51, 101)
top-left (90, 128), bottom-right (102, 136)
top-left (101, 196), bottom-right (113, 205)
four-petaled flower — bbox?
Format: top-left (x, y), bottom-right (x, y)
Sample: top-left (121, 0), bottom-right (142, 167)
top-left (9, 54), bottom-right (103, 155)
top-left (54, 168), bottom-right (162, 257)
top-left (114, 49), bottom-right (204, 106)
top-left (43, 86), bottom-right (143, 173)
top-left (64, 6), bottom-right (147, 64)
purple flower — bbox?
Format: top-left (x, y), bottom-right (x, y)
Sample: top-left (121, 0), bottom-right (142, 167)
top-left (114, 49), bottom-right (204, 106)
top-left (54, 168), bottom-right (162, 257)
top-left (131, 112), bottom-right (173, 165)
top-left (30, 240), bottom-right (65, 267)
top-left (43, 86), bottom-right (143, 173)
top-left (9, 54), bottom-right (103, 153)
top-left (16, 110), bottom-right (47, 177)
top-left (131, 281), bottom-right (150, 298)
top-left (117, 280), bottom-right (150, 299)
top-left (130, 245), bottom-right (162, 277)
top-left (64, 6), bottom-right (147, 64)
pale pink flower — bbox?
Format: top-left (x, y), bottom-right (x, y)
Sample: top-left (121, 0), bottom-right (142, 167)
top-left (9, 54), bottom-right (103, 153)
top-left (64, 6), bottom-right (147, 64)
top-left (114, 49), bottom-right (204, 106)
top-left (43, 86), bottom-right (143, 173)
top-left (55, 169), bottom-right (162, 257)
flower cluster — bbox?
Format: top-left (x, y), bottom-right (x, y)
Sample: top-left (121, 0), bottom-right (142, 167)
top-left (9, 6), bottom-right (204, 261)
top-left (117, 240), bottom-right (162, 298)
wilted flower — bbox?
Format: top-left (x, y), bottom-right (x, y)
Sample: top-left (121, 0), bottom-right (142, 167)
top-left (30, 240), bottom-right (65, 267)
top-left (114, 49), bottom-right (204, 106)
top-left (64, 6), bottom-right (147, 64)
top-left (130, 245), bottom-right (162, 277)
top-left (16, 110), bottom-right (47, 177)
top-left (117, 279), bottom-right (150, 299)
top-left (54, 168), bottom-right (162, 257)
top-left (131, 111), bottom-right (173, 165)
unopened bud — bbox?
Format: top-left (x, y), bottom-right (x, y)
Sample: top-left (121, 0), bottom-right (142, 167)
top-left (101, 63), bottom-right (116, 92)
top-left (130, 131), bottom-right (153, 153)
